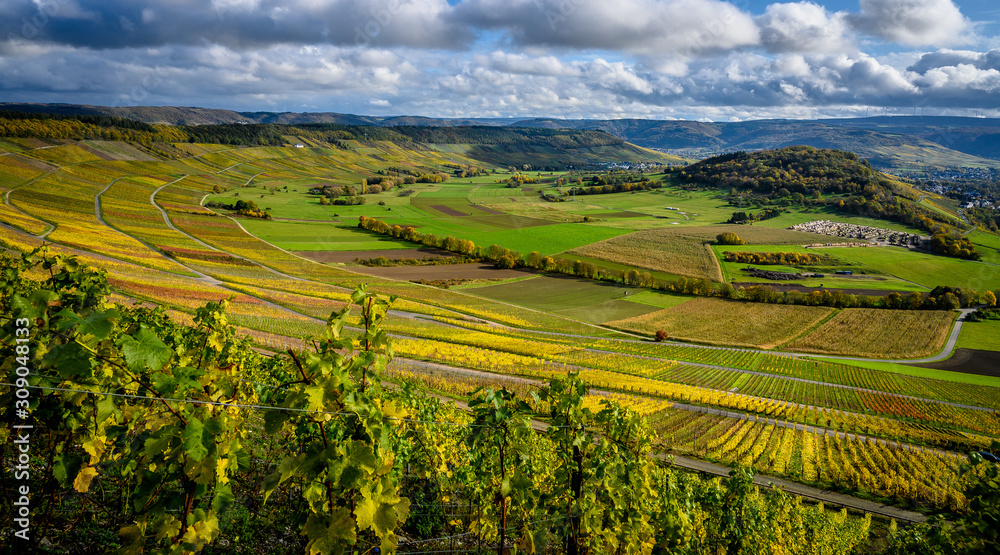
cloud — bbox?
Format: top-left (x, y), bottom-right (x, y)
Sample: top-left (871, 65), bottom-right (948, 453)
top-left (906, 48), bottom-right (1000, 104)
top-left (757, 2), bottom-right (852, 53)
top-left (907, 48), bottom-right (1000, 72)
top-left (0, 0), bottom-right (471, 49)
top-left (848, 0), bottom-right (970, 46)
top-left (452, 0), bottom-right (759, 56)
top-left (1, 0), bottom-right (999, 120)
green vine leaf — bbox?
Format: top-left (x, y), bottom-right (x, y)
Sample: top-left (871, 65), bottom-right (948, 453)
top-left (119, 325), bottom-right (173, 372)
top-left (182, 415), bottom-right (209, 462)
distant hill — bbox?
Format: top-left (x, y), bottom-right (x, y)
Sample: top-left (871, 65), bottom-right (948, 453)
top-left (0, 109), bottom-right (677, 169)
top-left (536, 118), bottom-right (1000, 172)
top-left (2, 103), bottom-right (998, 172)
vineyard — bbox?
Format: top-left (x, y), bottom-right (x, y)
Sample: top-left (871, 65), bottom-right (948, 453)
top-left (787, 309), bottom-right (956, 358)
top-left (568, 227), bottom-right (725, 282)
top-left (1, 134), bottom-right (999, 553)
top-left (605, 297), bottom-right (835, 348)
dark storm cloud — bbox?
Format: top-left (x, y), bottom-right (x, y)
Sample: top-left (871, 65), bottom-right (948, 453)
top-left (0, 0), bottom-right (470, 49)
top-left (451, 0), bottom-right (759, 56)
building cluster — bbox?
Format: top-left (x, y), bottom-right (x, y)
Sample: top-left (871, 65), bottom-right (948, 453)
top-left (790, 220), bottom-right (926, 247)
top-left (963, 199), bottom-right (996, 209)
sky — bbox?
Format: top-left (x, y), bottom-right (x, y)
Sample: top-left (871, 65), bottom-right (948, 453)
top-left (1, 0), bottom-right (999, 121)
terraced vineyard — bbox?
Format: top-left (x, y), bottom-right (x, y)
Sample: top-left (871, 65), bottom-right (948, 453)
top-left (2, 134), bottom-right (1000, 552)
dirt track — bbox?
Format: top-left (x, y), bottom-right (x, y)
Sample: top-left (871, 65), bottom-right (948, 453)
top-left (295, 247), bottom-right (456, 264)
top-left (350, 262), bottom-right (536, 281)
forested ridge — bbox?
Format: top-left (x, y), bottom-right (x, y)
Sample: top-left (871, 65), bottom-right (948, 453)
top-left (0, 111), bottom-right (628, 151)
top-left (667, 146), bottom-right (982, 260)
top-left (672, 146), bottom-right (891, 196)
top-left (0, 111), bottom-right (186, 143)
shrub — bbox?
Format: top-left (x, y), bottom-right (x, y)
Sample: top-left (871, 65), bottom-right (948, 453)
top-left (717, 232), bottom-right (746, 245)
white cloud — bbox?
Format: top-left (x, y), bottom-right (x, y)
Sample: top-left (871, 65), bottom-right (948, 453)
top-left (757, 2), bottom-right (852, 53)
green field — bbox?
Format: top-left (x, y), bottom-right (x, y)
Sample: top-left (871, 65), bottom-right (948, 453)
top-left (956, 319), bottom-right (1000, 351)
top-left (823, 245), bottom-right (1000, 290)
top-left (238, 219), bottom-right (419, 251)
top-left (967, 229), bottom-right (1000, 266)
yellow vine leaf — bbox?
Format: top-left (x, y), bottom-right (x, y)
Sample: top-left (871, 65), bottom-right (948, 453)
top-left (73, 466), bottom-right (99, 493)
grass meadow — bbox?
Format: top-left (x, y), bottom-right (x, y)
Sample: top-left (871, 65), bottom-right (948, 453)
top-left (956, 319), bottom-right (1000, 351)
top-left (710, 244), bottom-right (926, 291)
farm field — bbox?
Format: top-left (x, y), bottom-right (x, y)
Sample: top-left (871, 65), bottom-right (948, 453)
top-left (786, 309), bottom-right (956, 358)
top-left (711, 243), bottom-right (926, 292)
top-left (748, 205), bottom-right (930, 235)
top-left (966, 229), bottom-right (1000, 265)
top-left (606, 297), bottom-right (836, 348)
top-left (351, 262), bottom-right (535, 283)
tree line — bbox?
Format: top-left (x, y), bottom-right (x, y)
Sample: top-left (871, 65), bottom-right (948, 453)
top-left (203, 198), bottom-right (272, 219)
top-left (723, 251), bottom-right (828, 266)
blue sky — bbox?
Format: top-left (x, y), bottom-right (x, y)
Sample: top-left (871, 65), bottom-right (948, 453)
top-left (1, 0), bottom-right (998, 121)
